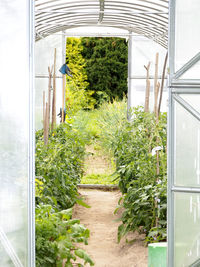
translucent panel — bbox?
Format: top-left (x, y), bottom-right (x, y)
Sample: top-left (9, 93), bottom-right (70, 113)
top-left (174, 193), bottom-right (200, 266)
top-left (132, 37), bottom-right (167, 76)
top-left (175, 101), bottom-right (200, 187)
top-left (35, 0), bottom-right (168, 48)
top-left (0, 0), bottom-right (32, 266)
top-left (175, 0), bottom-right (200, 71)
top-left (180, 60), bottom-right (200, 80)
top-left (181, 95), bottom-right (200, 114)
top-left (129, 78), bottom-right (168, 112)
top-left (35, 34), bottom-right (63, 129)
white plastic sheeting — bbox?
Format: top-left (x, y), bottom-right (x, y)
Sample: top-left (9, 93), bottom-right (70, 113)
top-left (0, 0), bottom-right (34, 266)
top-left (128, 35), bottom-right (168, 111)
top-left (35, 33), bottom-right (63, 129)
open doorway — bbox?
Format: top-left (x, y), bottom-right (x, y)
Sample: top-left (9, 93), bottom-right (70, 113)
top-left (35, 27), bottom-right (168, 266)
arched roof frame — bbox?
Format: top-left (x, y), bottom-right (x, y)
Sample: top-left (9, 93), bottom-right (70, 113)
top-left (35, 0), bottom-right (168, 48)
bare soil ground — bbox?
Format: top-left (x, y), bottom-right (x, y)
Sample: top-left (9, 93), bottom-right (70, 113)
top-left (74, 189), bottom-right (148, 267)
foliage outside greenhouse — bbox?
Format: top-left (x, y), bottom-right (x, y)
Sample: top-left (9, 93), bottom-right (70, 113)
top-left (66, 37), bottom-right (128, 111)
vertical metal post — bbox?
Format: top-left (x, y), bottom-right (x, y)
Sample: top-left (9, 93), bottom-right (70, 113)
top-left (167, 87), bottom-right (175, 267)
top-left (62, 31), bottom-right (66, 122)
top-left (168, 0), bottom-right (176, 266)
top-left (28, 0), bottom-right (35, 266)
top-left (127, 31), bottom-right (134, 120)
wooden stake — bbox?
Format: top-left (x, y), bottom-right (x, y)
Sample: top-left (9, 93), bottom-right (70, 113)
top-left (158, 52), bottom-right (168, 116)
top-left (43, 91), bottom-right (45, 129)
top-left (155, 82), bottom-right (160, 120)
top-left (48, 66), bottom-right (53, 129)
top-left (153, 54), bottom-right (160, 229)
top-left (154, 53), bottom-right (159, 114)
top-left (52, 48), bottom-right (57, 130)
top-left (144, 62), bottom-right (151, 112)
top-left (44, 102), bottom-right (49, 145)
top-left (62, 74), bottom-right (66, 123)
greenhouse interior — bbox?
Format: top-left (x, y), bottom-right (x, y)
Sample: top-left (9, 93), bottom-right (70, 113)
top-left (0, 0), bottom-right (200, 266)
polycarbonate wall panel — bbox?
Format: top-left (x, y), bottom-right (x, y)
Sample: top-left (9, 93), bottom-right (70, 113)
top-left (0, 0), bottom-right (33, 266)
top-left (180, 61), bottom-right (200, 80)
top-left (174, 192), bottom-right (200, 267)
top-left (175, 0), bottom-right (200, 72)
top-left (175, 100), bottom-right (200, 187)
top-left (181, 95), bottom-right (200, 114)
top-left (35, 34), bottom-right (63, 129)
top-left (129, 36), bottom-right (168, 111)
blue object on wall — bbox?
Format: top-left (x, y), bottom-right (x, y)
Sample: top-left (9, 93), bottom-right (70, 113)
top-left (59, 64), bottom-right (73, 77)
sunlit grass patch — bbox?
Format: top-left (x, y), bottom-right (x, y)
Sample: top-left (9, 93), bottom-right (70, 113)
top-left (81, 173), bottom-right (118, 185)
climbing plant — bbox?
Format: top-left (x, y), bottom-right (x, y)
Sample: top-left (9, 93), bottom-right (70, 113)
top-left (113, 107), bottom-right (167, 243)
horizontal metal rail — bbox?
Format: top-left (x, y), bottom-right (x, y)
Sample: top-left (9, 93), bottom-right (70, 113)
top-left (172, 186), bottom-right (200, 194)
top-left (172, 88), bottom-right (200, 93)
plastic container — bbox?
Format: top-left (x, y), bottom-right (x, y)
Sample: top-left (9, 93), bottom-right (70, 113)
top-left (148, 242), bottom-right (167, 267)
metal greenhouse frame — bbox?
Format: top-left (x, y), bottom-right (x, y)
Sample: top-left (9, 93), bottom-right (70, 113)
top-left (1, 0), bottom-right (200, 266)
top-left (168, 0), bottom-right (200, 266)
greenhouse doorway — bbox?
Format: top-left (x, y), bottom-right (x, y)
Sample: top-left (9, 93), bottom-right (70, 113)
top-left (2, 0), bottom-right (200, 266)
top-left (35, 29), bottom-right (168, 267)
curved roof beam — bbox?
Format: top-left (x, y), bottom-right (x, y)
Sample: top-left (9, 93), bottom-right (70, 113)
top-left (35, 0), bottom-right (168, 47)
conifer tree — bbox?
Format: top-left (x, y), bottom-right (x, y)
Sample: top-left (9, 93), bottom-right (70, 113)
top-left (81, 37), bottom-right (128, 106)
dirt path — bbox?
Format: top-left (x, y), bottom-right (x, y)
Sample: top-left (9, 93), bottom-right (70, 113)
top-left (74, 189), bottom-right (148, 267)
top-left (84, 145), bottom-right (114, 175)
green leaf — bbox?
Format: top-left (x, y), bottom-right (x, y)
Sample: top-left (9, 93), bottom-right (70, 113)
top-left (75, 198), bottom-right (91, 208)
top-left (75, 249), bottom-right (95, 266)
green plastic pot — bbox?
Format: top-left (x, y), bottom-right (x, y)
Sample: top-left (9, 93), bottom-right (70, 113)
top-left (148, 242), bottom-right (167, 267)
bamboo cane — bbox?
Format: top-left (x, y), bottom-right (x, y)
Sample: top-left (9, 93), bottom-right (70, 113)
top-left (155, 82), bottom-right (160, 120)
top-left (48, 66), bottom-right (53, 129)
top-left (62, 74), bottom-right (66, 123)
top-left (154, 53), bottom-right (159, 114)
top-left (43, 91), bottom-right (45, 129)
top-left (155, 81), bottom-right (160, 228)
top-left (158, 52), bottom-right (168, 116)
top-left (52, 48), bottom-right (57, 130)
top-left (47, 67), bottom-right (51, 128)
top-left (144, 62), bottom-right (151, 112)
top-left (44, 102), bottom-right (48, 145)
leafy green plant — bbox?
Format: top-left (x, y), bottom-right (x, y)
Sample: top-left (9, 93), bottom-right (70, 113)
top-left (35, 124), bottom-right (85, 210)
top-left (36, 205), bottom-right (94, 267)
top-left (71, 110), bottom-right (101, 144)
top-left (112, 107), bottom-right (167, 243)
top-left (35, 123), bottom-right (94, 266)
top-left (92, 99), bottom-right (127, 154)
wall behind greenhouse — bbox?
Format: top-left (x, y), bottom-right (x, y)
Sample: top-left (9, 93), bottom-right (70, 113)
top-left (35, 34), bottom-right (63, 130)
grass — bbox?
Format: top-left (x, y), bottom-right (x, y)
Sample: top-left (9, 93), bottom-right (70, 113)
top-left (81, 173), bottom-right (118, 185)
top-left (71, 99), bottom-right (127, 185)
